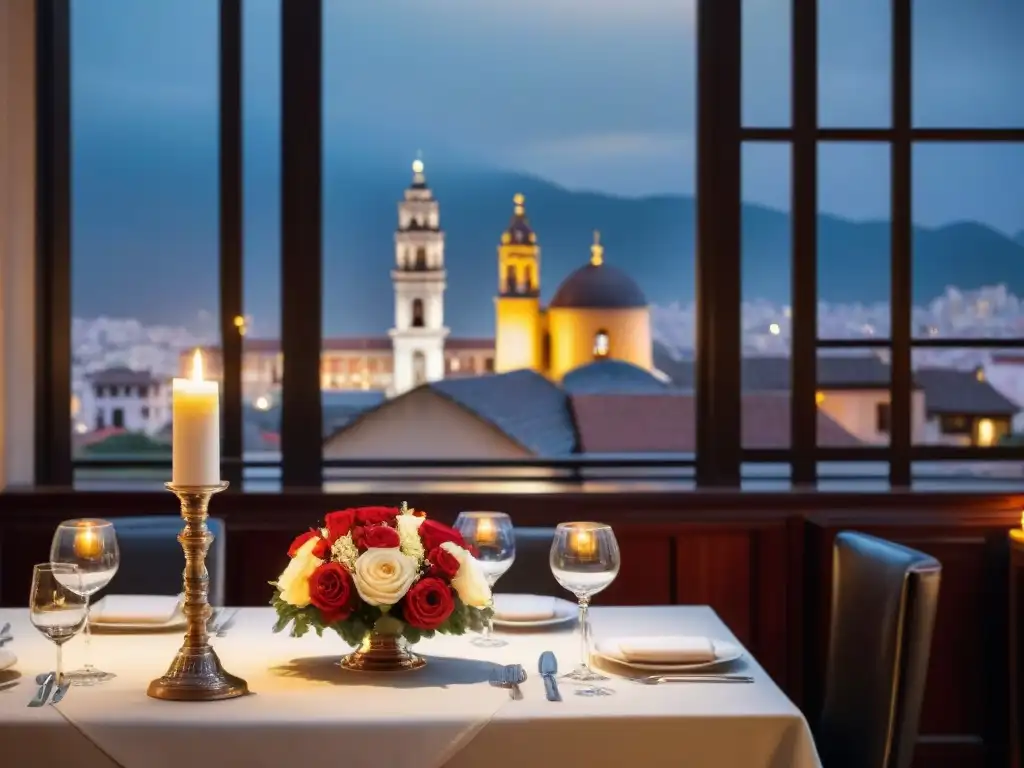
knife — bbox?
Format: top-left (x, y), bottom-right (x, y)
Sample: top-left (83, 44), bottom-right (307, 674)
top-left (28, 672), bottom-right (54, 708)
top-left (50, 677), bottom-right (71, 704)
top-left (539, 651), bottom-right (561, 702)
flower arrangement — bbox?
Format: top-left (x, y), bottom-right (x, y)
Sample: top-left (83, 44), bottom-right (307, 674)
top-left (271, 503), bottom-right (493, 646)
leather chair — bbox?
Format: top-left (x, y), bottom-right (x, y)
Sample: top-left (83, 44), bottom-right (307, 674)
top-left (102, 516), bottom-right (227, 606)
top-left (495, 527), bottom-right (562, 597)
top-left (816, 531), bottom-right (941, 768)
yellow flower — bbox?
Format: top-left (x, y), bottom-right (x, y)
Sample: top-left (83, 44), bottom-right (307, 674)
top-left (440, 542), bottom-right (492, 608)
top-left (276, 536), bottom-right (322, 608)
top-left (396, 514), bottom-right (425, 563)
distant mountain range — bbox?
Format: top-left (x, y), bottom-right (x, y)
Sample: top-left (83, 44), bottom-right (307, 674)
top-left (71, 136), bottom-right (1024, 337)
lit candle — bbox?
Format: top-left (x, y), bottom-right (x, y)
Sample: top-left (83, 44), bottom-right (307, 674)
top-left (476, 517), bottom-right (497, 545)
top-left (74, 526), bottom-right (102, 559)
top-left (172, 350), bottom-right (220, 486)
top-left (572, 529), bottom-right (597, 559)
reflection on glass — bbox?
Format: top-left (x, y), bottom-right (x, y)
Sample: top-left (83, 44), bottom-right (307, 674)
top-left (454, 512), bottom-right (515, 648)
top-left (29, 563), bottom-right (89, 687)
top-left (50, 519), bottom-right (120, 685)
top-left (550, 522), bottom-right (620, 697)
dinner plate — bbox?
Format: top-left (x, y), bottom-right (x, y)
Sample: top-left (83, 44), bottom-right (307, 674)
top-left (89, 595), bottom-right (187, 632)
top-left (593, 637), bottom-right (744, 671)
top-left (491, 594), bottom-right (577, 629)
top-left (0, 649), bottom-right (16, 672)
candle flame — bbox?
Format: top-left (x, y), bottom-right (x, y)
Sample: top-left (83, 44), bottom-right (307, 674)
top-left (191, 349), bottom-right (204, 382)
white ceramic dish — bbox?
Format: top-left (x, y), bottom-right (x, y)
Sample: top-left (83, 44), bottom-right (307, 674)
top-left (491, 594), bottom-right (577, 629)
top-left (593, 636), bottom-right (744, 671)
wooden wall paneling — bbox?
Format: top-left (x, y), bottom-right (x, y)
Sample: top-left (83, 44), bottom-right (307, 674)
top-left (675, 529), bottom-right (753, 643)
top-left (591, 527), bottom-right (673, 607)
top-left (1010, 531), bottom-right (1024, 768)
top-left (753, 522), bottom-right (792, 692)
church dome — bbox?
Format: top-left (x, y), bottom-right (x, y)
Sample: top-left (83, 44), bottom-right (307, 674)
top-left (550, 233), bottom-right (647, 309)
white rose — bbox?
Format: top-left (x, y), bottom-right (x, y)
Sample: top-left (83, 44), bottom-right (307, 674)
top-left (276, 536), bottom-right (323, 608)
top-left (353, 548), bottom-right (418, 607)
top-left (396, 514), bottom-right (425, 562)
top-left (440, 542), bottom-right (492, 608)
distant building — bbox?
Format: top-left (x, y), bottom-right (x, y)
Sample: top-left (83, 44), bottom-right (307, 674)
top-left (494, 195), bottom-right (653, 380)
top-left (79, 367), bottom-right (170, 436)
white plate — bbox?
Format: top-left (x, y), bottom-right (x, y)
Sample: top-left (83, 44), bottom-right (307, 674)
top-left (492, 594), bottom-right (577, 629)
top-left (593, 636), bottom-right (744, 671)
top-left (89, 594), bottom-right (186, 632)
top-left (0, 649), bottom-right (16, 672)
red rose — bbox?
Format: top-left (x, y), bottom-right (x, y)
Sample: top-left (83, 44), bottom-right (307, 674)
top-left (324, 509), bottom-right (356, 542)
top-left (355, 506), bottom-right (399, 527)
top-left (288, 530), bottom-right (318, 557)
top-left (403, 577), bottom-right (455, 630)
top-left (418, 519), bottom-right (465, 553)
top-left (428, 546), bottom-right (460, 579)
top-left (311, 537), bottom-right (330, 559)
top-left (309, 562), bottom-right (355, 623)
top-left (361, 525), bottom-right (401, 549)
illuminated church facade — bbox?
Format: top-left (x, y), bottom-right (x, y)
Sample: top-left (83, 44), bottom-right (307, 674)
top-left (494, 194), bottom-right (653, 382)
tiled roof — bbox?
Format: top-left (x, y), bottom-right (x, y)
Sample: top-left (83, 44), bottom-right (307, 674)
top-left (562, 360), bottom-right (670, 394)
top-left (914, 368), bottom-right (1020, 416)
top-left (429, 370), bottom-right (577, 456)
top-left (86, 367), bottom-right (163, 386)
top-left (653, 353), bottom-right (894, 391)
top-left (571, 392), bottom-right (862, 452)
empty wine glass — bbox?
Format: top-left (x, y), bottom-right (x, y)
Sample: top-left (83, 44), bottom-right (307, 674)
top-left (29, 563), bottom-right (89, 687)
top-left (550, 522), bottom-right (620, 696)
top-left (454, 511), bottom-right (515, 648)
top-left (50, 519), bottom-right (120, 685)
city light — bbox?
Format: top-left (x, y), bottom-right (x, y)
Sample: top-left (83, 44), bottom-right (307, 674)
top-left (769, 323), bottom-right (780, 335)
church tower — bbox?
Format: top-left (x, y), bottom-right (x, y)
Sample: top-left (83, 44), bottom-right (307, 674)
top-left (494, 193), bottom-right (544, 373)
top-left (389, 158), bottom-right (449, 396)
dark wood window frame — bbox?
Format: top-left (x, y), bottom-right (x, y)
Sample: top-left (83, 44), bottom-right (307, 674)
top-left (34, 0), bottom-right (1024, 490)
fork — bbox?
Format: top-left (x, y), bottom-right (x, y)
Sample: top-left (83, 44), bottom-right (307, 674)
top-left (0, 622), bottom-right (11, 647)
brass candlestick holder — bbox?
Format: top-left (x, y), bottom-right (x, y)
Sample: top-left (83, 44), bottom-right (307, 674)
top-left (147, 482), bottom-right (249, 701)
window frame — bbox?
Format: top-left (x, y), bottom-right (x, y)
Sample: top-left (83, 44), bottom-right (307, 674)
top-left (34, 0), bottom-right (1024, 491)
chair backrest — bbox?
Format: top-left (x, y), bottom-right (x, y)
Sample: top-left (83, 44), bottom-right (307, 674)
top-left (103, 516), bottom-right (227, 606)
top-left (817, 531), bottom-right (941, 768)
top-left (495, 527), bottom-right (562, 597)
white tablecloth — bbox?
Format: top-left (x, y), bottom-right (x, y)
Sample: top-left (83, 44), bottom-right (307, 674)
top-left (0, 605), bottom-right (820, 768)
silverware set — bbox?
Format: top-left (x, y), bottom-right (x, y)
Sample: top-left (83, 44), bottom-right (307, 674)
top-left (489, 664), bottom-right (526, 700)
top-left (26, 672), bottom-right (70, 706)
top-left (208, 608), bottom-right (238, 637)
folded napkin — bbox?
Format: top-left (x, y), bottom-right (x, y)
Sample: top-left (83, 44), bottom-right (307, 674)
top-left (618, 636), bottom-right (716, 664)
top-left (492, 594), bottom-right (558, 622)
top-left (90, 594), bottom-right (181, 625)
top-left (0, 648), bottom-right (16, 671)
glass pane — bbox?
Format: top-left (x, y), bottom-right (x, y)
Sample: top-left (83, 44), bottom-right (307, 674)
top-left (242, 0), bottom-right (282, 490)
top-left (913, 0), bottom-right (1024, 128)
top-left (911, 144), bottom-right (1024, 340)
top-left (741, 142), bottom-right (791, 447)
top-left (743, 0), bottom-right (791, 127)
top-left (816, 349), bottom-right (891, 447)
top-left (817, 143), bottom-right (891, 339)
top-left (818, 0), bottom-right (890, 127)
top-left (70, 0), bottom-right (219, 489)
top-left (321, 0), bottom-right (697, 478)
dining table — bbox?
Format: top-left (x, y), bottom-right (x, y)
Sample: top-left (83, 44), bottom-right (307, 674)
top-left (0, 604), bottom-right (820, 768)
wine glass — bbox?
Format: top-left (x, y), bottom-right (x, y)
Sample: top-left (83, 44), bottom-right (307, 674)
top-left (29, 563), bottom-right (89, 687)
top-left (454, 511), bottom-right (515, 648)
top-left (550, 522), bottom-right (620, 696)
top-left (50, 519), bottom-right (120, 685)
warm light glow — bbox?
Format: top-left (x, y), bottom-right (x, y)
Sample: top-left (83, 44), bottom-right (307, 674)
top-left (254, 396), bottom-right (270, 411)
top-left (769, 323), bottom-right (781, 335)
top-left (412, 158), bottom-right (424, 174)
top-left (590, 229), bottom-right (604, 266)
top-left (73, 526), bottom-right (102, 559)
top-left (1020, 509), bottom-right (1023, 530)
top-left (476, 517), bottom-right (497, 544)
top-left (191, 350), bottom-right (205, 382)
top-left (594, 330), bottom-right (610, 358)
top-left (976, 367), bottom-right (986, 382)
top-left (977, 418), bottom-right (995, 447)
top-left (571, 528), bottom-right (597, 558)
top-left (815, 391), bottom-right (825, 405)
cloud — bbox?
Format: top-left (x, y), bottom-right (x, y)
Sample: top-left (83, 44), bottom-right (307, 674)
top-left (512, 132), bottom-right (694, 165)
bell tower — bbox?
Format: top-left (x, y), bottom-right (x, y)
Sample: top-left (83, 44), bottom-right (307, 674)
top-left (389, 157), bottom-right (449, 396)
top-left (494, 193), bottom-right (543, 373)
